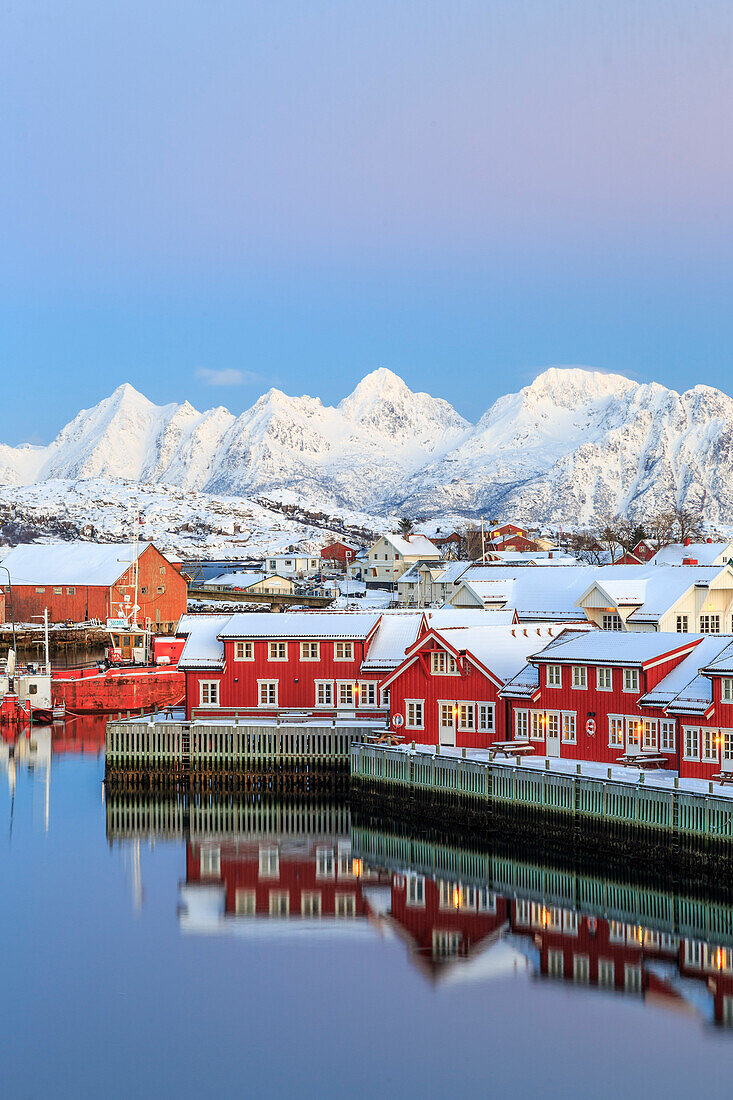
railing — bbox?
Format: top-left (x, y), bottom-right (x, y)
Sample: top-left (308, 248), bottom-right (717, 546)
top-left (350, 744), bottom-right (733, 841)
top-left (106, 796), bottom-right (350, 841)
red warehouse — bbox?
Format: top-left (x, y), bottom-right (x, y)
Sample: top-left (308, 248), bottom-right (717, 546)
top-left (0, 540), bottom-right (187, 632)
top-left (320, 542), bottom-right (359, 567)
top-left (380, 623), bottom-right (577, 748)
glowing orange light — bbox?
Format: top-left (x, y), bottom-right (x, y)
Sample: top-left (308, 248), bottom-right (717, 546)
top-left (352, 858), bottom-right (363, 878)
top-left (717, 948), bottom-right (724, 970)
top-left (542, 907), bottom-right (549, 927)
top-left (453, 887), bottom-right (462, 910)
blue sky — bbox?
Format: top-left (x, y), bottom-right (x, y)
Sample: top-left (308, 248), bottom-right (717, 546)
top-left (1, 0), bottom-right (732, 442)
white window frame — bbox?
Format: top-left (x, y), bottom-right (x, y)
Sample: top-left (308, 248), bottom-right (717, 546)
top-left (316, 846), bottom-right (335, 879)
top-left (602, 613), bottom-right (623, 631)
top-left (700, 614), bottom-right (721, 635)
top-left (431, 650), bottom-right (458, 676)
top-left (315, 680), bottom-right (334, 708)
top-left (514, 709), bottom-right (529, 740)
top-left (268, 641), bottom-right (288, 662)
top-left (406, 873), bottom-right (425, 907)
top-left (573, 954), bottom-right (590, 984)
top-left (642, 719), bottom-right (658, 752)
top-left (200, 846), bottom-right (220, 876)
top-left (561, 711), bottom-right (576, 744)
top-left (358, 680), bottom-right (378, 707)
top-left (336, 681), bottom-right (355, 708)
top-left (300, 641), bottom-right (320, 661)
top-left (234, 640), bottom-right (254, 661)
top-left (477, 703), bottom-right (495, 733)
top-left (723, 729), bottom-right (733, 766)
top-left (683, 725), bottom-right (700, 762)
top-left (405, 699), bottom-right (424, 730)
top-left (199, 680), bottom-right (220, 708)
top-left (530, 711), bottom-right (545, 741)
top-left (259, 846), bottom-right (280, 878)
top-left (301, 891), bottom-right (322, 918)
top-left (702, 726), bottom-right (719, 764)
top-left (623, 668), bottom-right (639, 693)
top-left (546, 664), bottom-right (562, 688)
top-left (457, 703), bottom-right (475, 732)
top-left (676, 614), bottom-right (689, 633)
top-left (608, 715), bottom-right (624, 749)
top-left (257, 679), bottom-right (278, 707)
top-left (661, 720), bottom-right (676, 752)
top-left (598, 958), bottom-right (615, 988)
top-left (596, 667), bottom-right (612, 691)
top-left (335, 892), bottom-right (356, 918)
top-left (572, 666), bottom-right (587, 690)
top-left (269, 890), bottom-right (290, 917)
top-left (235, 888), bottom-right (257, 916)
top-left (722, 679), bottom-right (733, 703)
top-left (334, 640), bottom-right (354, 662)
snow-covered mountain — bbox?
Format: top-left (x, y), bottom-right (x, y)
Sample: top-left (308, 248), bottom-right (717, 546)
top-left (2, 366), bottom-right (733, 523)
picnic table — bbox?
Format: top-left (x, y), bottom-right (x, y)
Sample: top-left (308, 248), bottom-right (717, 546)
top-left (488, 740), bottom-right (535, 762)
top-left (711, 772), bottom-right (733, 786)
top-left (615, 753), bottom-right (669, 770)
top-left (362, 731), bottom-right (405, 746)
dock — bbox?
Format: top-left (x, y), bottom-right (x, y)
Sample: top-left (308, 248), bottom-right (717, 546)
top-left (350, 743), bottom-right (733, 845)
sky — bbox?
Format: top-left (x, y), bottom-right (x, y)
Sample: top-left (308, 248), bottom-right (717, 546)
top-left (1, 0), bottom-right (732, 443)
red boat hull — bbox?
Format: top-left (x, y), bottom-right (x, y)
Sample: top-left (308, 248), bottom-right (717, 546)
top-left (52, 666), bottom-right (185, 715)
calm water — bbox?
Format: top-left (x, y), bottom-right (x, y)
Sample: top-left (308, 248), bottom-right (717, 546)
top-left (3, 725), bottom-right (733, 1099)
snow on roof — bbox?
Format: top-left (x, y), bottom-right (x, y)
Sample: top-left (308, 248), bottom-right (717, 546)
top-left (210, 571), bottom-right (289, 588)
top-left (178, 614), bottom-right (232, 669)
top-left (423, 609), bottom-right (517, 629)
top-left (653, 542), bottom-right (733, 566)
top-left (381, 533), bottom-right (440, 557)
top-left (432, 623), bottom-right (572, 684)
top-left (486, 551), bottom-right (579, 565)
top-left (452, 565), bottom-right (598, 620)
top-left (529, 630), bottom-right (702, 666)
top-left (266, 553), bottom-right (319, 561)
top-left (361, 613), bottom-right (422, 670)
top-left (640, 636), bottom-right (733, 710)
top-left (0, 540), bottom-right (153, 586)
top-left (580, 564), bottom-right (728, 623)
top-left (699, 639), bottom-right (733, 675)
top-left (218, 611), bottom-right (381, 640)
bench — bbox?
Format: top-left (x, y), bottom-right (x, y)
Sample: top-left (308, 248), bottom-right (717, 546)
top-left (615, 753), bottom-right (669, 770)
top-left (489, 740), bottom-right (535, 762)
top-left (711, 772), bottom-right (733, 786)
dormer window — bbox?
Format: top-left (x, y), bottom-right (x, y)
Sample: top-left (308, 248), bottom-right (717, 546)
top-left (431, 650), bottom-right (458, 675)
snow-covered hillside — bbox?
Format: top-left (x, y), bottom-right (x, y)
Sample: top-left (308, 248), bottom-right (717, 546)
top-left (0, 367), bottom-right (731, 523)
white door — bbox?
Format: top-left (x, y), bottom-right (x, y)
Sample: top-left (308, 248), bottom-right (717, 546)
top-left (546, 712), bottom-right (561, 757)
top-left (625, 718), bottom-right (642, 757)
top-left (723, 730), bottom-right (733, 773)
top-left (438, 702), bottom-right (455, 747)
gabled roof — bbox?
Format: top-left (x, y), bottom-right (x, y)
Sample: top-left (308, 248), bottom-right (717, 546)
top-left (217, 611), bottom-right (381, 640)
top-left (640, 636), bottom-right (733, 711)
top-left (576, 564), bottom-right (732, 624)
top-left (209, 571), bottom-right (293, 588)
top-left (178, 614), bottom-right (232, 669)
top-left (653, 542), bottom-right (733, 566)
top-left (421, 609), bottom-right (518, 631)
top-left (0, 540), bottom-right (156, 587)
top-left (377, 533), bottom-right (440, 557)
top-left (361, 613), bottom-right (422, 671)
top-left (528, 630), bottom-right (702, 668)
top-left (450, 565), bottom-right (598, 621)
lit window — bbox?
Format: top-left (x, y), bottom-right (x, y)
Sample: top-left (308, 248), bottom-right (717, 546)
top-left (608, 717), bottom-right (624, 748)
top-left (623, 668), bottom-right (639, 693)
top-left (597, 667), bottom-right (612, 691)
top-left (546, 665), bottom-right (561, 687)
top-left (405, 700), bottom-right (424, 729)
top-left (457, 704), bottom-right (475, 731)
top-left (258, 680), bottom-right (278, 706)
top-left (572, 666), bottom-right (587, 689)
top-left (642, 719), bottom-right (658, 751)
top-left (602, 613), bottom-right (622, 631)
top-left (530, 711), bottom-right (544, 740)
top-left (268, 641), bottom-right (288, 661)
top-left (702, 727), bottom-right (719, 763)
top-left (234, 640), bottom-right (253, 661)
top-left (723, 729), bottom-right (733, 766)
top-left (562, 713), bottom-right (576, 743)
top-left (300, 641), bottom-right (320, 661)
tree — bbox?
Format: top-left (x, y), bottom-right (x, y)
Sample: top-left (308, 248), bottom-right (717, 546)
top-left (671, 505), bottom-right (703, 544)
top-left (397, 516), bottom-right (414, 537)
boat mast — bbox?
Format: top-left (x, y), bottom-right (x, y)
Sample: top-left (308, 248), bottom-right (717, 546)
top-left (44, 607), bottom-right (50, 677)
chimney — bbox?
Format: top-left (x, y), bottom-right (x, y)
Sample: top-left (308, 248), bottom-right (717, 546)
top-left (684, 537), bottom-right (691, 546)
top-left (707, 537), bottom-right (713, 544)
top-left (682, 557), bottom-right (697, 566)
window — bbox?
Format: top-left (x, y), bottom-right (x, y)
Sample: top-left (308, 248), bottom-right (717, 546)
top-left (548, 949), bottom-right (565, 979)
top-left (433, 930), bottom-right (462, 958)
top-left (683, 726), bottom-right (700, 761)
top-left (624, 965), bottom-right (642, 995)
top-left (199, 680), bottom-right (219, 707)
top-left (160, 567), bottom-right (165, 575)
top-left (235, 889), bottom-right (256, 916)
top-left (515, 899), bottom-right (531, 925)
top-left (405, 699), bottom-right (424, 729)
top-left (597, 667), bottom-right (612, 691)
top-left (35, 587), bottom-right (45, 594)
top-left (234, 640), bottom-right (254, 661)
top-left (337, 681), bottom-right (355, 707)
top-left (562, 712), bottom-right (576, 744)
top-left (456, 703), bottom-right (475, 731)
top-left (335, 892), bottom-right (356, 918)
top-left (316, 847), bottom-right (335, 879)
top-left (515, 709), bottom-right (529, 740)
top-left (723, 729), bottom-right (733, 766)
top-left (598, 958), bottom-right (615, 988)
top-left (67, 586), bottom-right (75, 595)
top-left (431, 650), bottom-right (458, 675)
top-left (610, 920), bottom-right (625, 944)
top-left (642, 719), bottom-right (658, 751)
top-left (301, 891), bottom-right (322, 918)
top-left (700, 614), bottom-right (721, 634)
top-left (702, 727), bottom-right (719, 763)
top-left (573, 955), bottom-right (590, 984)
top-left (723, 679), bottom-right (733, 702)
top-left (200, 847), bottom-right (220, 877)
top-left (300, 641), bottom-right (320, 661)
top-left (268, 641), bottom-right (288, 661)
top-left (156, 585), bottom-right (165, 594)
top-left (530, 711), bottom-right (544, 741)
top-left (676, 614), bottom-right (689, 632)
top-left (358, 681), bottom-right (377, 706)
top-left (269, 890), bottom-right (290, 917)
top-left (259, 846), bottom-right (279, 878)
top-left (661, 720), bottom-right (676, 752)
top-left (546, 664), bottom-right (561, 687)
top-left (623, 668), bottom-right (639, 693)
top-left (334, 641), bottom-right (354, 661)
top-left (602, 613), bottom-right (622, 631)
top-left (315, 681), bottom-right (333, 707)
top-left (572, 666), bottom-right (587, 689)
top-left (406, 874), bottom-right (425, 907)
top-left (546, 712), bottom-right (560, 741)
top-left (53, 586), bottom-right (62, 595)
top-left (258, 680), bottom-right (278, 706)
top-left (478, 888), bottom-right (497, 913)
top-left (563, 909), bottom-right (579, 936)
top-left (608, 716), bottom-right (624, 748)
top-left (477, 703), bottom-right (495, 732)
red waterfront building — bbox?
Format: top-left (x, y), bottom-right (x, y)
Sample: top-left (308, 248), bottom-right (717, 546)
top-left (0, 540), bottom-right (186, 632)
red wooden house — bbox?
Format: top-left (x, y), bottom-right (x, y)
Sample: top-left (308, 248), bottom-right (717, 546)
top-left (0, 540), bottom-right (186, 632)
top-left (379, 623), bottom-right (572, 748)
top-left (320, 541), bottom-right (359, 567)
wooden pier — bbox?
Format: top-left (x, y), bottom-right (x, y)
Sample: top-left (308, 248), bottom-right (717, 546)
top-left (350, 744), bottom-right (733, 845)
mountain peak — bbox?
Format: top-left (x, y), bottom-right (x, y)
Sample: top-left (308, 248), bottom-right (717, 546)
top-left (525, 366), bottom-right (638, 400)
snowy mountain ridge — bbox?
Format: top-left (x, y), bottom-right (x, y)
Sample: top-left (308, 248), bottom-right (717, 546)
top-left (2, 367), bottom-right (732, 523)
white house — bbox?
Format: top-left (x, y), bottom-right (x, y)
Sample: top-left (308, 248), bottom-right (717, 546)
top-left (264, 554), bottom-right (322, 577)
top-left (397, 560), bottom-right (474, 606)
top-left (652, 541), bottom-right (733, 567)
top-left (366, 534), bottom-right (441, 585)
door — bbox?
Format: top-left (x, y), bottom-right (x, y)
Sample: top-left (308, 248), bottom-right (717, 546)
top-left (438, 702), bottom-right (455, 747)
top-left (723, 730), bottom-right (733, 773)
top-left (546, 712), bottom-right (561, 757)
top-left (625, 717), bottom-right (642, 757)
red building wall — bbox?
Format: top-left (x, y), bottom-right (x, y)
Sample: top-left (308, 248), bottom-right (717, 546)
top-left (390, 874), bottom-right (509, 967)
top-left (109, 545), bottom-right (187, 632)
top-left (9, 583), bottom-right (110, 625)
top-left (321, 543), bottom-right (357, 564)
